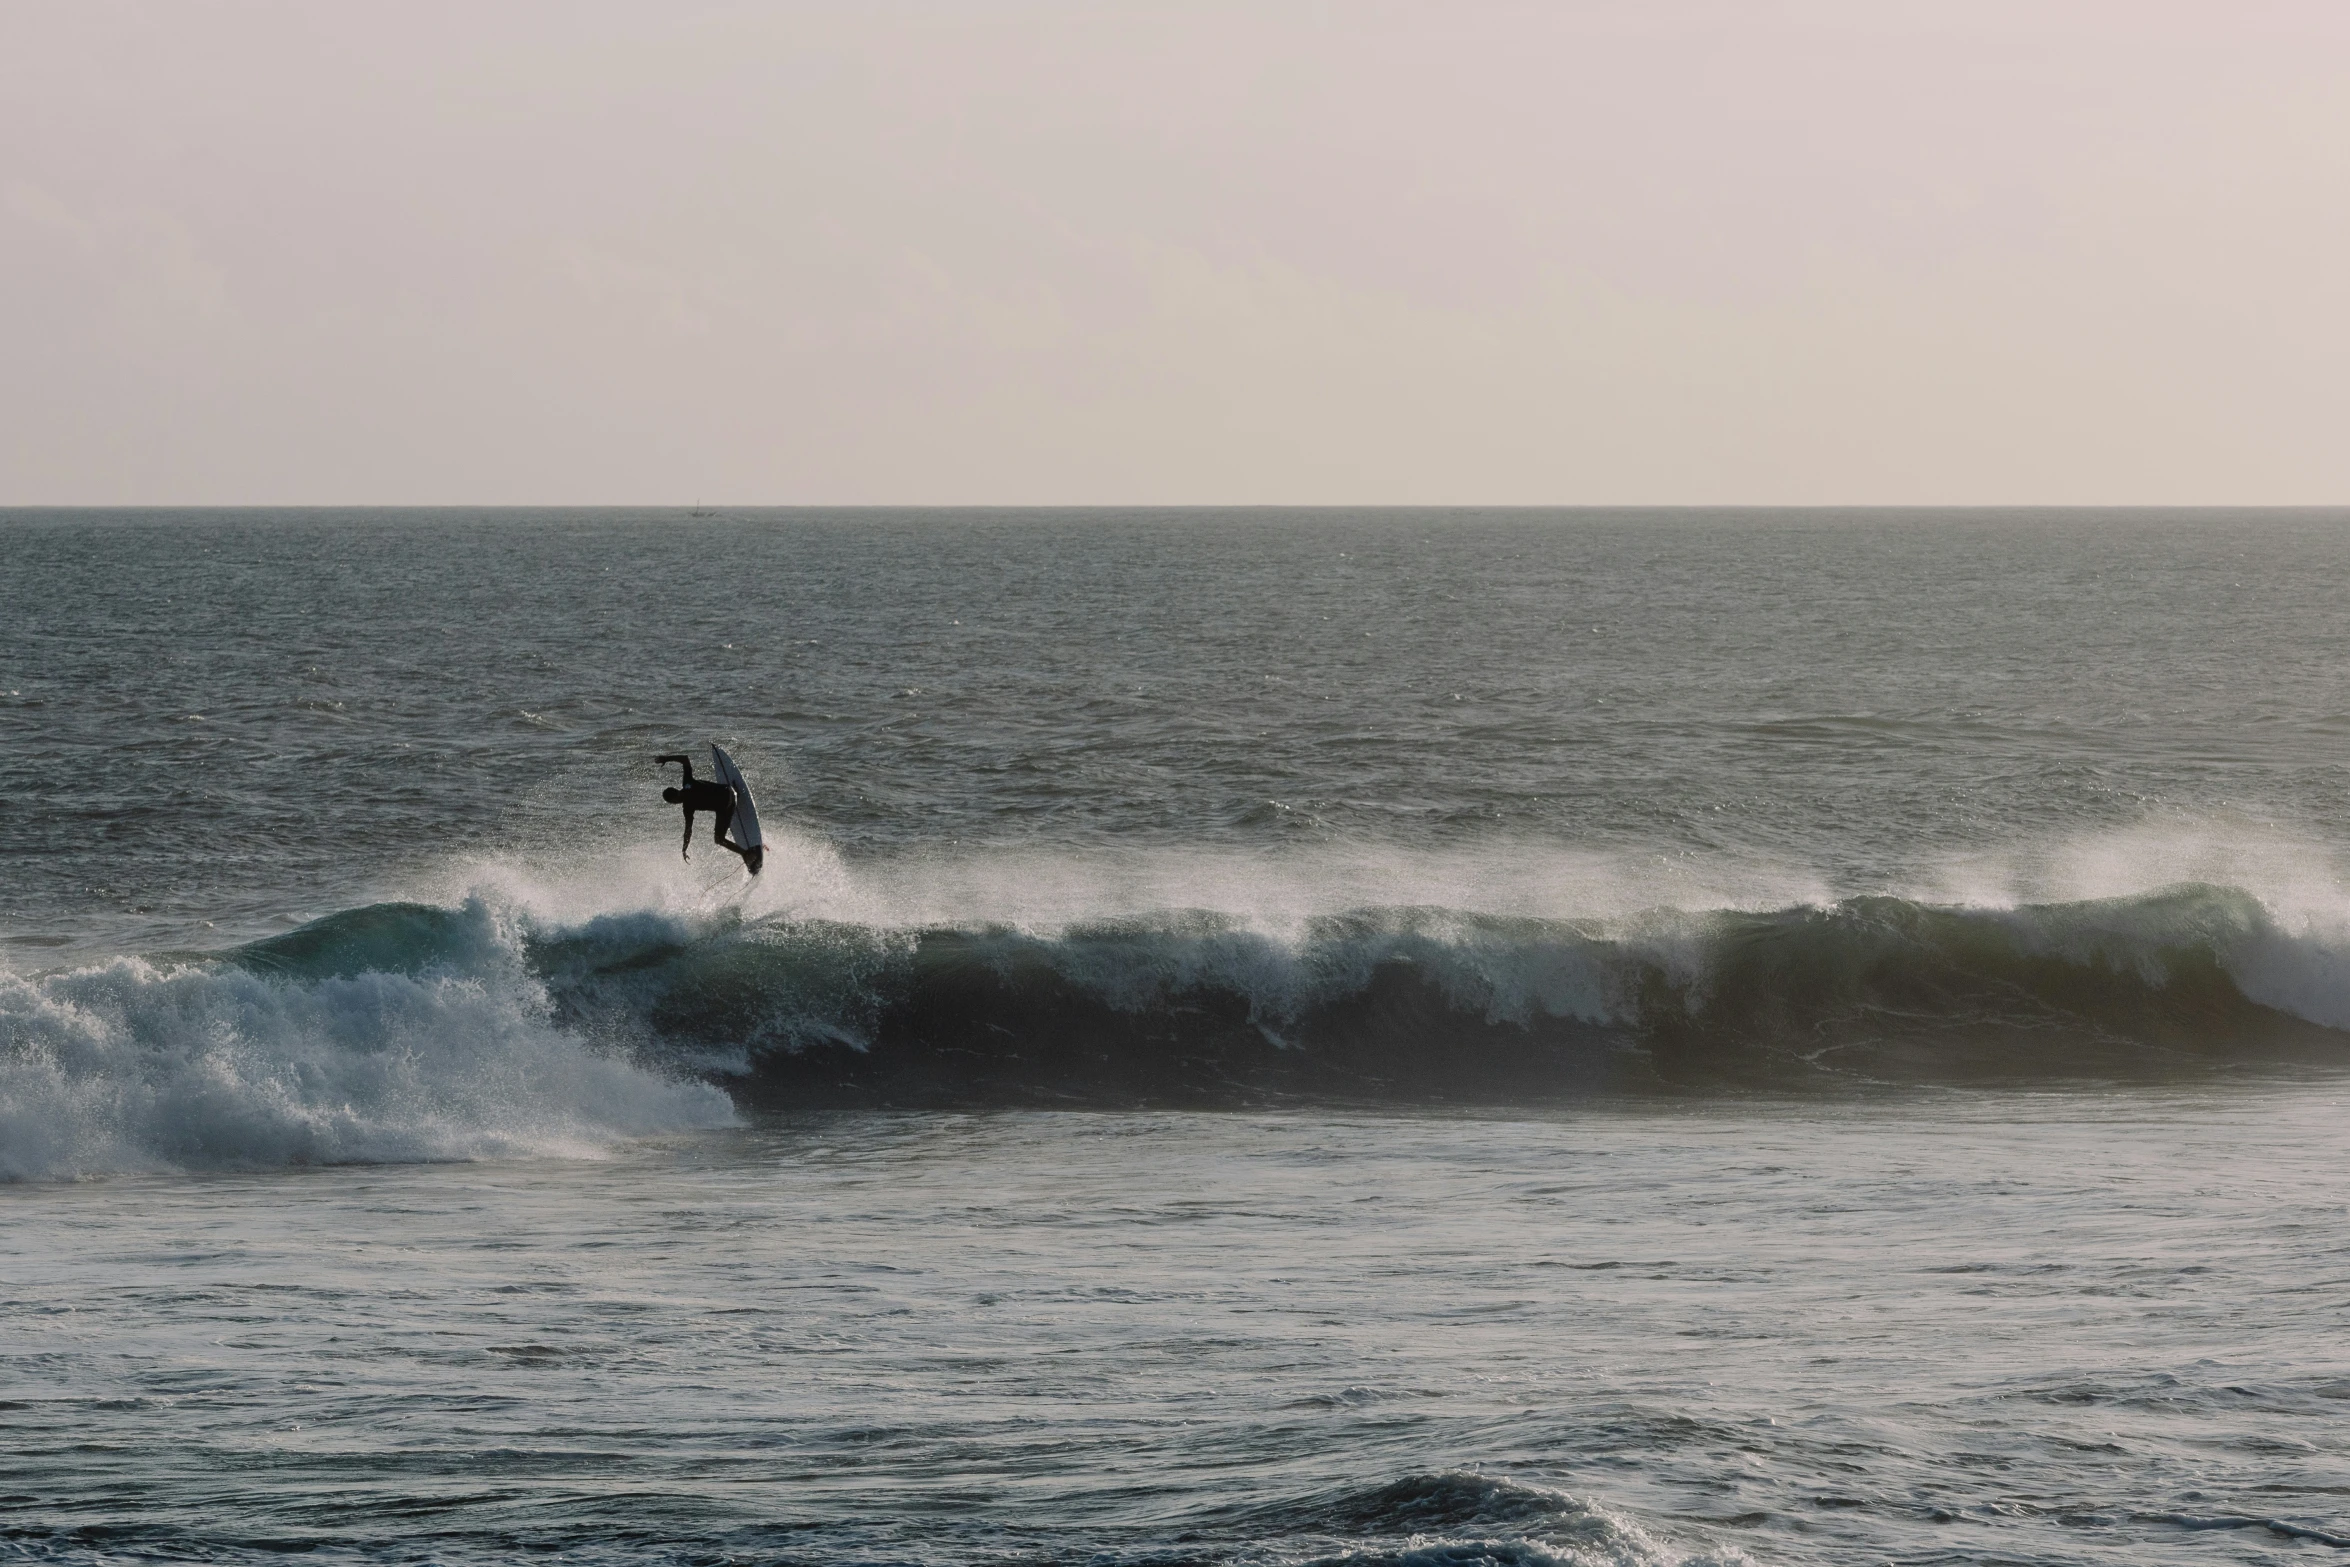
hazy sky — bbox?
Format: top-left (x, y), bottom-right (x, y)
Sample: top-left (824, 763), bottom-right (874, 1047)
top-left (5, 2), bottom-right (2346, 504)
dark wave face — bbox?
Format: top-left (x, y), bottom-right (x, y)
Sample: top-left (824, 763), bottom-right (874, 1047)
top-left (232, 880), bottom-right (2350, 1110)
top-left (14, 864), bottom-right (2348, 1179)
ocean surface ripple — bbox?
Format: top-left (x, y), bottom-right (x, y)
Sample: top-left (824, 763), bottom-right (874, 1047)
top-left (6, 508), bottom-right (2350, 1564)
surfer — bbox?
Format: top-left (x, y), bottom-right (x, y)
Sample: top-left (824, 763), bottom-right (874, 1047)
top-left (655, 753), bottom-right (762, 873)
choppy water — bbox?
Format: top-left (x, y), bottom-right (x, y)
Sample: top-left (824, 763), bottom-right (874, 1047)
top-left (4, 508), bottom-right (2350, 1564)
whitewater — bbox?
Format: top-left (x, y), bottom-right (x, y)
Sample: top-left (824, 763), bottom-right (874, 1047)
top-left (4, 507), bottom-right (2349, 1564)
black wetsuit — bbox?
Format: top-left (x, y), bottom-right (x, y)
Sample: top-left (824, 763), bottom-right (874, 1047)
top-left (657, 756), bottom-right (742, 862)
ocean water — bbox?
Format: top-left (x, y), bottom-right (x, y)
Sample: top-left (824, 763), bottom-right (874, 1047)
top-left (4, 507), bottom-right (2349, 1564)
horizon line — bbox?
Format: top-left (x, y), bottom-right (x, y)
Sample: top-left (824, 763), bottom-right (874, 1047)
top-left (6, 501), bottom-right (2350, 514)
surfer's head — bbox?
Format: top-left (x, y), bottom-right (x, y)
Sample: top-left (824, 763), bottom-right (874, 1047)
top-left (662, 786), bottom-right (684, 804)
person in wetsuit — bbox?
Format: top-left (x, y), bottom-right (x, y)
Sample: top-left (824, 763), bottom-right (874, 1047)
top-left (656, 754), bottom-right (761, 872)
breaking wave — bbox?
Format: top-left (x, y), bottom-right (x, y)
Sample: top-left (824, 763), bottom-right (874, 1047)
top-left (497, 878), bottom-right (2350, 1103)
top-left (12, 840), bottom-right (2350, 1178)
top-left (0, 902), bottom-right (735, 1182)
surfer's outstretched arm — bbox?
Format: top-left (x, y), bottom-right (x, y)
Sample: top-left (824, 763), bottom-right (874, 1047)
top-left (680, 807), bottom-right (696, 860)
top-left (656, 753), bottom-right (696, 784)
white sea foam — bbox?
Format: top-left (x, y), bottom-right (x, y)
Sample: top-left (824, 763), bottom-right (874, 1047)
top-left (0, 953), bottom-right (737, 1183)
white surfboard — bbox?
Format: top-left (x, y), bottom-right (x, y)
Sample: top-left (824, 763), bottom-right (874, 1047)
top-left (709, 743), bottom-right (763, 852)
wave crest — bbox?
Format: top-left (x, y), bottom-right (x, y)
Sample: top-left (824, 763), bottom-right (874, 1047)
top-left (255, 881), bottom-right (2350, 1108)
